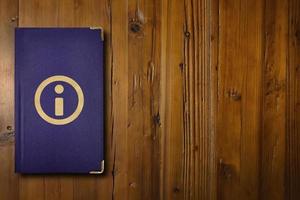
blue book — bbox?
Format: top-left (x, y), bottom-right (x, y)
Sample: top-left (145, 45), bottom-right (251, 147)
top-left (15, 28), bottom-right (104, 174)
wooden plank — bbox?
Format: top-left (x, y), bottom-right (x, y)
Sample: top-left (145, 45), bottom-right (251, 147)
top-left (209, 0), bottom-right (219, 199)
top-left (162, 0), bottom-right (185, 199)
top-left (216, 0), bottom-right (263, 199)
top-left (261, 0), bottom-right (287, 199)
top-left (159, 0), bottom-right (168, 199)
top-left (287, 0), bottom-right (300, 199)
top-left (162, 0), bottom-right (215, 199)
top-left (109, 0), bottom-right (129, 199)
top-left (126, 0), bottom-right (162, 199)
top-left (0, 0), bottom-right (19, 199)
top-left (182, 0), bottom-right (214, 199)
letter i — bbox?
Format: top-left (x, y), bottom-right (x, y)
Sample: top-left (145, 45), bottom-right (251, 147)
top-left (54, 84), bottom-right (64, 116)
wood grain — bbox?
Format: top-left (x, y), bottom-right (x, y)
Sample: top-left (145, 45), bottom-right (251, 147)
top-left (160, 0), bottom-right (215, 199)
top-left (162, 0), bottom-right (185, 199)
top-left (109, 0), bottom-right (129, 199)
top-left (182, 0), bottom-right (214, 199)
top-left (216, 0), bottom-right (263, 199)
top-left (0, 0), bottom-right (300, 199)
top-left (287, 0), bottom-right (300, 199)
top-left (127, 0), bottom-right (161, 199)
top-left (0, 0), bottom-right (19, 200)
top-left (261, 0), bottom-right (287, 199)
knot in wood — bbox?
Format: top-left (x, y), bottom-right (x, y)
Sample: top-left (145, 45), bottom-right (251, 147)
top-left (11, 16), bottom-right (18, 22)
top-left (153, 112), bottom-right (161, 126)
top-left (130, 21), bottom-right (142, 33)
top-left (184, 31), bottom-right (191, 38)
top-left (129, 182), bottom-right (137, 188)
top-left (173, 187), bottom-right (180, 193)
top-left (227, 89), bottom-right (241, 101)
top-left (179, 63), bottom-right (185, 71)
top-left (219, 160), bottom-right (234, 180)
top-left (222, 164), bottom-right (233, 179)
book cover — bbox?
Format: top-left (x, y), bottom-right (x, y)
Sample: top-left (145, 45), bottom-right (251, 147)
top-left (15, 28), bottom-right (104, 174)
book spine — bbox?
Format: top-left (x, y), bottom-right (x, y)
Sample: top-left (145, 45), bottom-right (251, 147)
top-left (15, 28), bottom-right (21, 172)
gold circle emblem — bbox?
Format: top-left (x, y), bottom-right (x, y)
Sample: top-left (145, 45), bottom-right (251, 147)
top-left (34, 75), bottom-right (84, 125)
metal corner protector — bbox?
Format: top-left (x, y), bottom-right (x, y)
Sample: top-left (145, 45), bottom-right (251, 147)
top-left (89, 27), bottom-right (104, 41)
top-left (89, 160), bottom-right (104, 175)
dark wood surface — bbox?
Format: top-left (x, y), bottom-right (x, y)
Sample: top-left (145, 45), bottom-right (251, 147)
top-left (0, 0), bottom-right (299, 199)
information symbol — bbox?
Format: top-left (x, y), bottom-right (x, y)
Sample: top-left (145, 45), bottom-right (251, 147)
top-left (34, 75), bottom-right (84, 125)
top-left (54, 84), bottom-right (64, 116)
